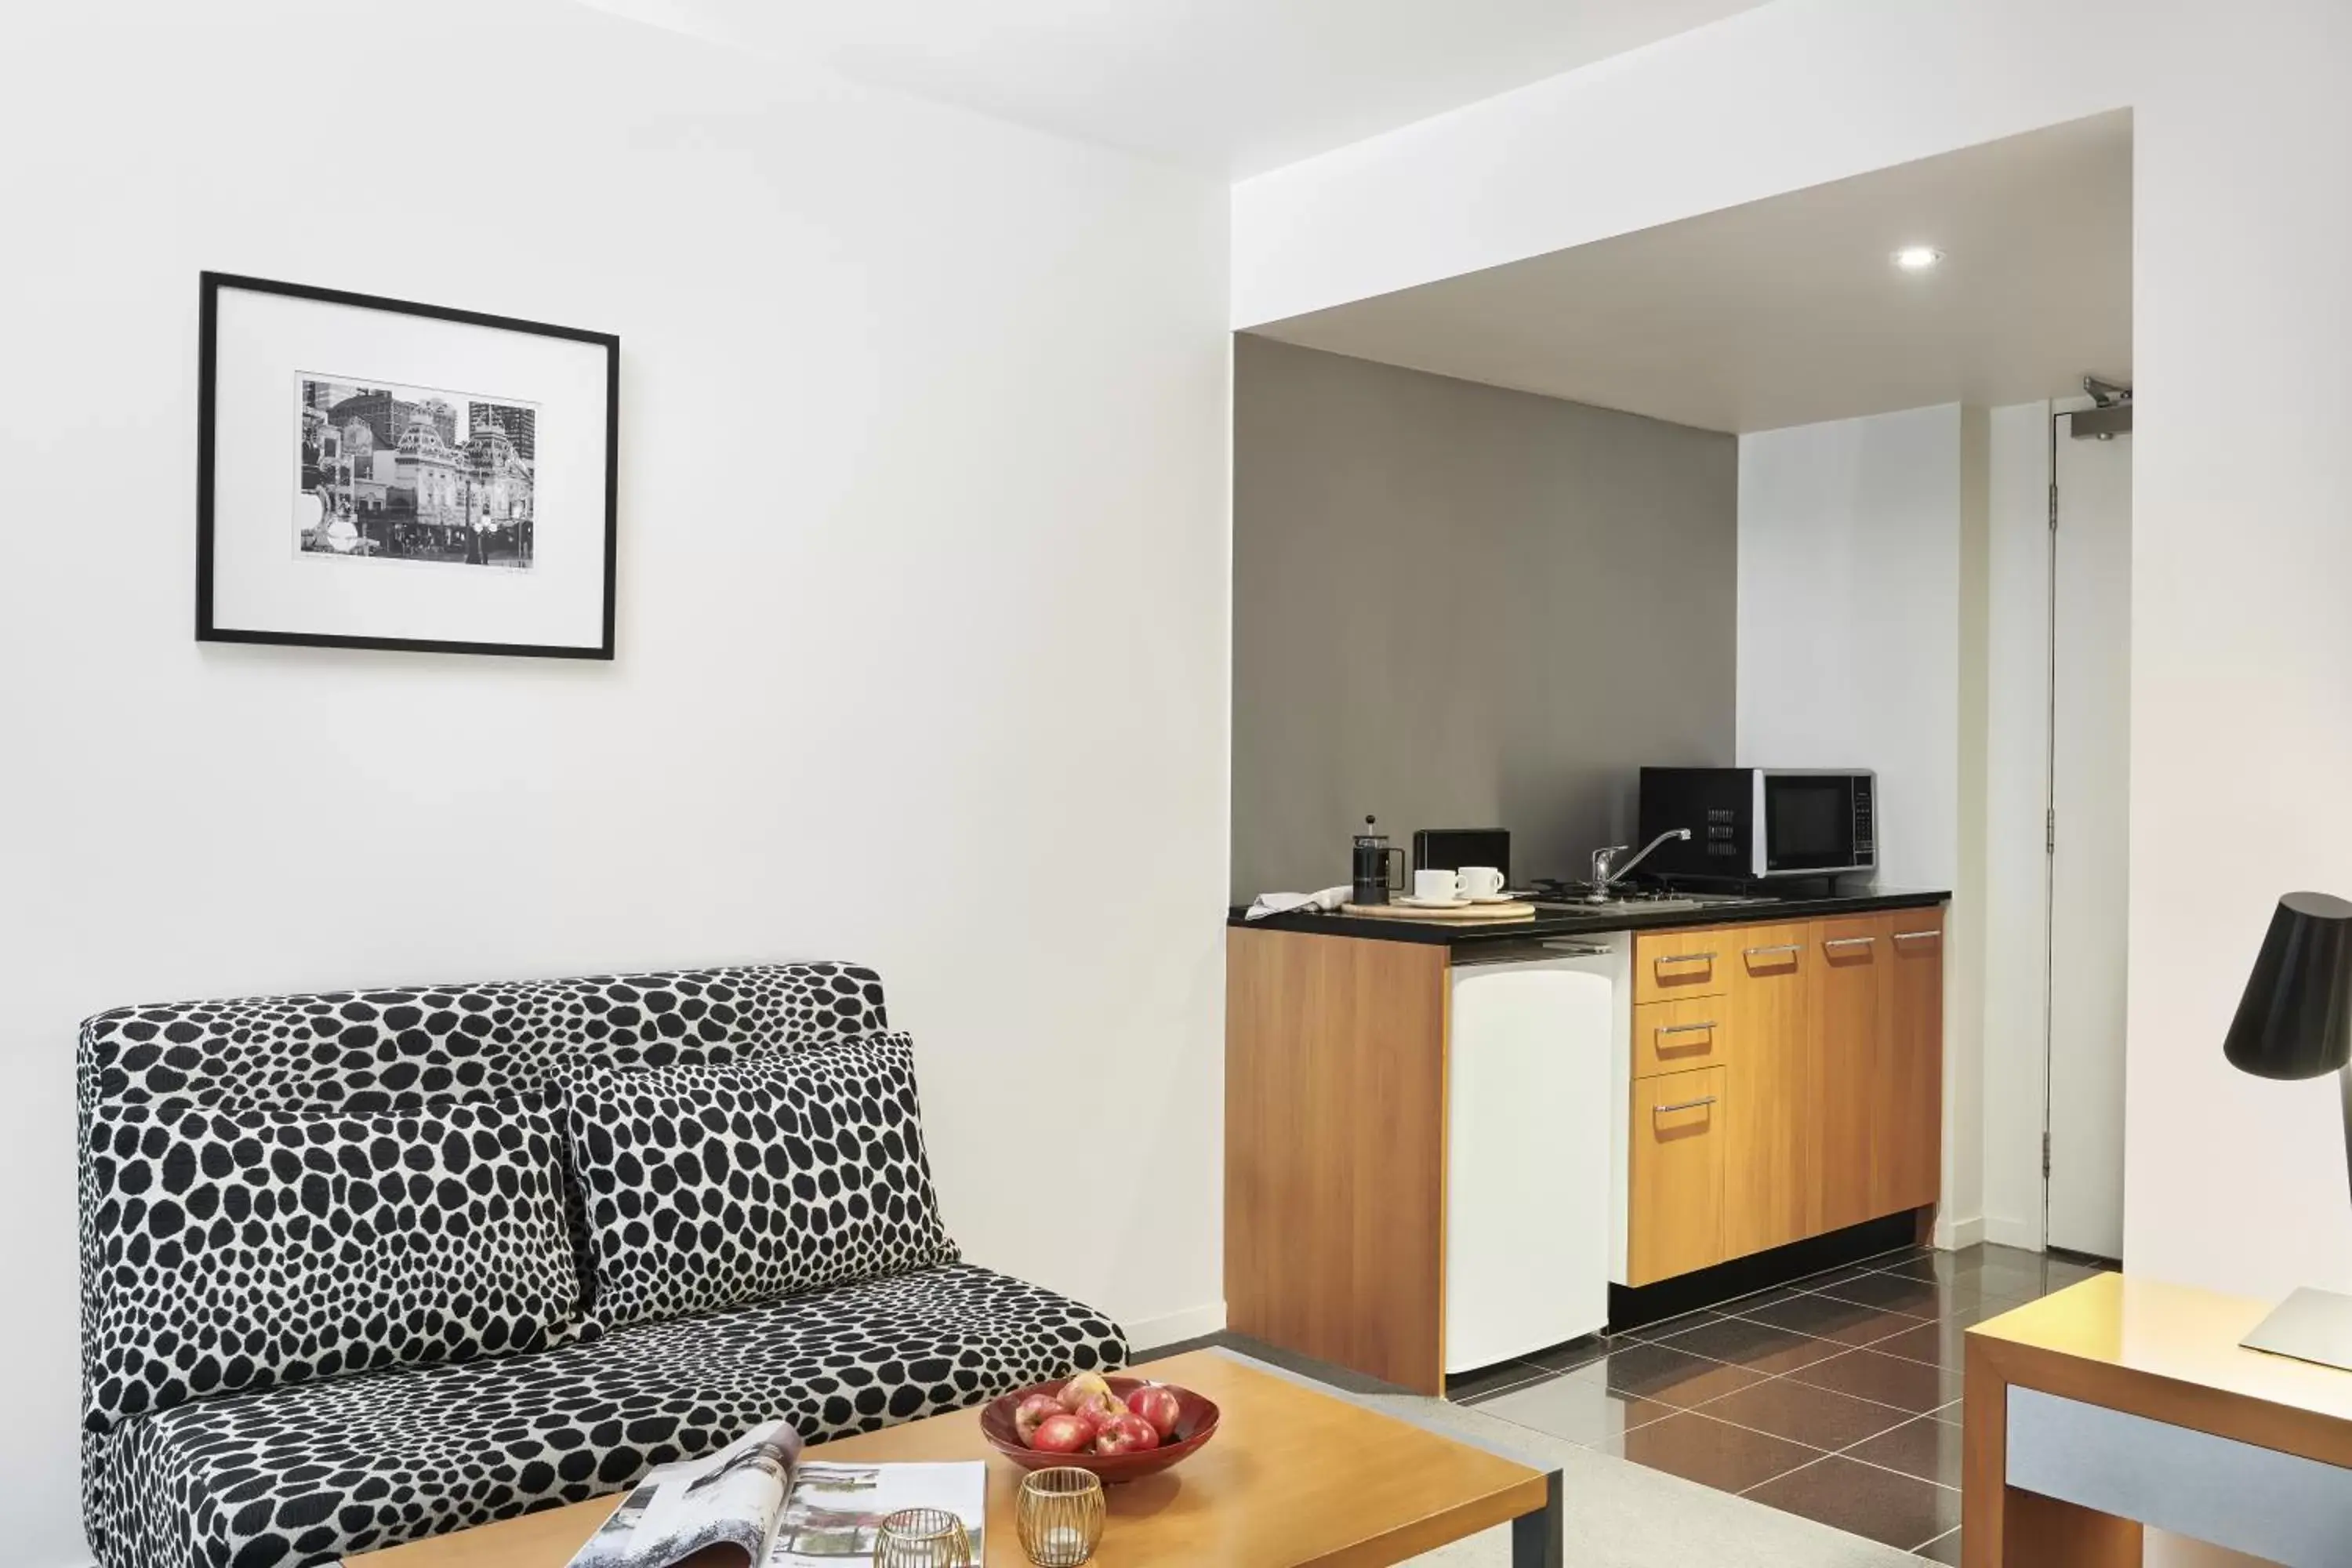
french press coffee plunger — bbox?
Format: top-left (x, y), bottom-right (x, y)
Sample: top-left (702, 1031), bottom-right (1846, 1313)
top-left (1351, 815), bottom-right (1406, 906)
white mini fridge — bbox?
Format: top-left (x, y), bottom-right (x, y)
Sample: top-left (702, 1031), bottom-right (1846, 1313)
top-left (1443, 938), bottom-right (1623, 1375)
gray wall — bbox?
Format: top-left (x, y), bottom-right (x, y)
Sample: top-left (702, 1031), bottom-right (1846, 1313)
top-left (1232, 335), bottom-right (1738, 899)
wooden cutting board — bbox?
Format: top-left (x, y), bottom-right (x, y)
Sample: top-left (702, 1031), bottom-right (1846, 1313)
top-left (1340, 900), bottom-right (1539, 923)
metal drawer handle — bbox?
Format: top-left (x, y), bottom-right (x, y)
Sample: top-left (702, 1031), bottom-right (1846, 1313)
top-left (1823, 935), bottom-right (1878, 949)
top-left (1893, 929), bottom-right (1942, 943)
top-left (1657, 1022), bottom-right (1717, 1037)
top-left (1652, 1096), bottom-right (1718, 1116)
top-left (1744, 943), bottom-right (1802, 956)
top-left (1654, 951), bottom-right (1717, 967)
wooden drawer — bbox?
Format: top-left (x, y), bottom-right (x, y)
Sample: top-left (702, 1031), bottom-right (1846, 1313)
top-left (1871, 909), bottom-right (1946, 1215)
top-left (1729, 922), bottom-right (1809, 982)
top-left (1633, 927), bottom-right (1730, 1004)
top-left (1809, 913), bottom-right (1886, 1235)
top-left (1633, 998), bottom-right (1730, 1077)
top-left (1724, 921), bottom-right (1813, 1258)
top-left (1628, 1065), bottom-right (1727, 1286)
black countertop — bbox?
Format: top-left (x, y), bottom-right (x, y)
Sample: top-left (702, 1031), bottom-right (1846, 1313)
top-left (1226, 887), bottom-right (1951, 946)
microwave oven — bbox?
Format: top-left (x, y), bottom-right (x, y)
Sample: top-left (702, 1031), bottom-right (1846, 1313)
top-left (1637, 767), bottom-right (1877, 882)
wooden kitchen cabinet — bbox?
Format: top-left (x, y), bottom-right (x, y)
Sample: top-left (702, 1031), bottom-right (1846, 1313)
top-left (1633, 927), bottom-right (1729, 1004)
top-left (1872, 910), bottom-right (1945, 1215)
top-left (1722, 924), bottom-right (1812, 1258)
top-left (1222, 899), bottom-right (1949, 1392)
top-left (1628, 1066), bottom-right (1727, 1286)
top-left (1631, 906), bottom-right (1945, 1283)
top-left (1808, 913), bottom-right (1885, 1236)
top-left (1225, 927), bottom-right (1448, 1392)
top-left (1633, 996), bottom-right (1730, 1077)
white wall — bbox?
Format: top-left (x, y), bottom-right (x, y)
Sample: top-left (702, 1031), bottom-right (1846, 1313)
top-left (0, 5), bottom-right (1230, 1564)
top-left (1737, 405), bottom-right (1984, 1241)
top-left (1983, 402), bottom-right (2056, 1250)
top-left (1739, 406), bottom-right (1964, 891)
top-left (1233, 0), bottom-right (2352, 1316)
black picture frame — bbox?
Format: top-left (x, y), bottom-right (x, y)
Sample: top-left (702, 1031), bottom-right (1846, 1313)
top-left (195, 270), bottom-right (620, 659)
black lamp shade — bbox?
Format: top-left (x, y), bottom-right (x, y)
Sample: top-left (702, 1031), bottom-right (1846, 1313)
top-left (2224, 891), bottom-right (2352, 1081)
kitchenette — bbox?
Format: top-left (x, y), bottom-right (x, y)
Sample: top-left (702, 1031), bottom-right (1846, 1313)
top-left (1222, 768), bottom-right (1951, 1397)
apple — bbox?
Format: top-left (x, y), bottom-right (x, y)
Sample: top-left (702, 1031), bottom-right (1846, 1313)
top-left (1057, 1370), bottom-right (1120, 1421)
top-left (1093, 1410), bottom-right (1160, 1454)
top-left (1126, 1385), bottom-right (1182, 1441)
top-left (1014, 1392), bottom-right (1065, 1445)
top-left (1029, 1413), bottom-right (1095, 1454)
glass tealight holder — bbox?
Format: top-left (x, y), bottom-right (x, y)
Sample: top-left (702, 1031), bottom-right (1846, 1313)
top-left (870, 1506), bottom-right (974, 1568)
top-left (1015, 1466), bottom-right (1106, 1567)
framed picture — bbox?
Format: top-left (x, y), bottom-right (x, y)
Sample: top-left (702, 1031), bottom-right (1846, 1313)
top-left (196, 271), bottom-right (619, 659)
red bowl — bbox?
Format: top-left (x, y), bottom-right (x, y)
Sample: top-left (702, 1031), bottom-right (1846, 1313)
top-left (978, 1374), bottom-right (1221, 1483)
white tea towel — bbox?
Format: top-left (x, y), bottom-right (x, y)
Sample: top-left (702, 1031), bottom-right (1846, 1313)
top-left (1245, 886), bottom-right (1352, 920)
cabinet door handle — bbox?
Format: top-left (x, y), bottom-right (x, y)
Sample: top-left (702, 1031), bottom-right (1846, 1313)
top-left (1657, 1022), bottom-right (1717, 1037)
top-left (1823, 935), bottom-right (1877, 949)
top-left (1744, 943), bottom-right (1802, 956)
top-left (1893, 929), bottom-right (1942, 943)
top-left (1652, 1095), bottom-right (1718, 1116)
top-left (1654, 951), bottom-right (1717, 967)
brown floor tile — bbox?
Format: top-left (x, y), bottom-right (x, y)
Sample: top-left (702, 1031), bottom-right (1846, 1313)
top-left (1712, 1283), bottom-right (1815, 1312)
top-left (1557, 1339), bottom-right (1770, 1408)
top-left (1867, 1305), bottom-right (2009, 1369)
top-left (1789, 1261), bottom-right (1886, 1290)
top-left (1844, 1414), bottom-right (1965, 1486)
top-left (1606, 1410), bottom-right (1828, 1494)
top-left (1861, 1244), bottom-right (1936, 1266)
top-left (1730, 1290), bottom-right (1933, 1347)
top-left (1785, 1348), bottom-right (1964, 1413)
top-left (1616, 1309), bottom-right (1726, 1344)
top-left (1916, 1526), bottom-right (1963, 1564)
top-left (1883, 1243), bottom-right (2114, 1301)
top-left (1525, 1333), bottom-right (1616, 1374)
top-left (1865, 1319), bottom-right (1970, 1369)
top-left (1648, 1313), bottom-right (1853, 1375)
top-left (1445, 1357), bottom-right (1551, 1402)
top-left (1742, 1454), bottom-right (1961, 1551)
top-left (1470, 1369), bottom-right (1679, 1446)
top-left (1687, 1374), bottom-right (1913, 1449)
top-left (1811, 1269), bottom-right (2027, 1319)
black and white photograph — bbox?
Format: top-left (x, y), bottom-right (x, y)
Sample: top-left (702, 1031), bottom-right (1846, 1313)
top-left (198, 271), bottom-right (619, 659)
top-left (297, 376), bottom-right (538, 569)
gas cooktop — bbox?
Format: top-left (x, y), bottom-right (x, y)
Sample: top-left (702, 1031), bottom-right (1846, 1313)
top-left (1520, 879), bottom-right (1783, 913)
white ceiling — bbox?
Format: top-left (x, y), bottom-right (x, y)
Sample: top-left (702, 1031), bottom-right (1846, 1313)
top-left (1251, 111), bottom-right (2135, 434)
top-left (572, 0), bottom-right (1774, 175)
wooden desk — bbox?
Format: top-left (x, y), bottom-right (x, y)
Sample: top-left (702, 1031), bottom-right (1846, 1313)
top-left (350, 1350), bottom-right (1561, 1568)
top-left (1964, 1272), bottom-right (2352, 1566)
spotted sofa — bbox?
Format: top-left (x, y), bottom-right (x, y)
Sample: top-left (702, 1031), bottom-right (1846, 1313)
top-left (78, 964), bottom-right (1127, 1568)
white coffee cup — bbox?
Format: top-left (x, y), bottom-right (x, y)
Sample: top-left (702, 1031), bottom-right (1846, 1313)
top-left (1457, 866), bottom-right (1506, 900)
top-left (1412, 869), bottom-right (1461, 903)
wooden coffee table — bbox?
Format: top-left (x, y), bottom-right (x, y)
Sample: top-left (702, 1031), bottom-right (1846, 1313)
top-left (350, 1349), bottom-right (1561, 1567)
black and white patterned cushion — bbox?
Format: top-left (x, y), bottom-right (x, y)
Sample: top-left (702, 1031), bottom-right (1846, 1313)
top-left (85, 1261), bottom-right (1127, 1568)
top-left (83, 1094), bottom-right (579, 1434)
top-left (568, 1031), bottom-right (959, 1331)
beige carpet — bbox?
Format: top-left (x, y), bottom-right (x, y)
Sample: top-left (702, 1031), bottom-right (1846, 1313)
top-left (1206, 1348), bottom-right (1918, 1568)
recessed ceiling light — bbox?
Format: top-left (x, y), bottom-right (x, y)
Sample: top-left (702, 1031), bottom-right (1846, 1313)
top-left (1893, 246), bottom-right (1945, 271)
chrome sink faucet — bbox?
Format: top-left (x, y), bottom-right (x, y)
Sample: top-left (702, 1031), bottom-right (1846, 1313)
top-left (1588, 829), bottom-right (1693, 900)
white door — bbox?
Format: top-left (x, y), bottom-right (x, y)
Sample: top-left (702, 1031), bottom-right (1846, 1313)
top-left (2047, 411), bottom-right (2131, 1258)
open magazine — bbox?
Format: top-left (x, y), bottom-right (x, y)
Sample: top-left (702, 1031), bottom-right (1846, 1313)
top-left (569, 1421), bottom-right (987, 1568)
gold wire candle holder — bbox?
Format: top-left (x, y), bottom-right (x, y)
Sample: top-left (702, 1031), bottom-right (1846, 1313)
top-left (1014, 1466), bottom-right (1106, 1567)
top-left (869, 1506), bottom-right (974, 1568)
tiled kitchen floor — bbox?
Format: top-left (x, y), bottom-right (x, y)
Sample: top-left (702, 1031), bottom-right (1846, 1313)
top-left (1448, 1242), bottom-right (2116, 1561)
